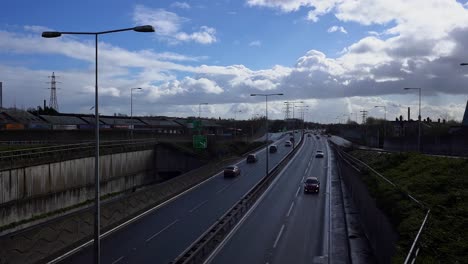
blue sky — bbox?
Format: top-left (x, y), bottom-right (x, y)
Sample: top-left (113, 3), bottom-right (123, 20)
top-left (1, 0), bottom-right (468, 122)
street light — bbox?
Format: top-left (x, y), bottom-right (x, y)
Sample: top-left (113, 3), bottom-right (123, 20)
top-left (251, 93), bottom-right (283, 179)
top-left (234, 110), bottom-right (242, 137)
top-left (198, 103), bottom-right (208, 118)
top-left (403, 87), bottom-right (422, 152)
top-left (42, 25), bottom-right (155, 264)
top-left (374, 105), bottom-right (387, 147)
top-left (130, 88), bottom-right (142, 139)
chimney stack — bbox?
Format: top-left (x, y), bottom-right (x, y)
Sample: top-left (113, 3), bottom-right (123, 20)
top-left (0, 82), bottom-right (3, 109)
top-left (407, 107), bottom-right (411, 121)
top-left (43, 99), bottom-right (46, 109)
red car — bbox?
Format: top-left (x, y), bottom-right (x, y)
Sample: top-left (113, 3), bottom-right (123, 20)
top-left (304, 177), bottom-right (320, 193)
top-left (224, 165), bottom-right (241, 177)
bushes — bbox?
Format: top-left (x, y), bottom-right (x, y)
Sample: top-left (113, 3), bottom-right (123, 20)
top-left (350, 150), bottom-right (468, 263)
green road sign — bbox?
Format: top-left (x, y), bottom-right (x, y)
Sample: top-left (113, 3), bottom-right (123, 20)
top-left (193, 135), bottom-right (207, 149)
top-left (193, 120), bottom-right (202, 130)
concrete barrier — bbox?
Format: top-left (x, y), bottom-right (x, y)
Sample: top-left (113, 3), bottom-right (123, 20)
top-left (0, 156), bottom-right (239, 264)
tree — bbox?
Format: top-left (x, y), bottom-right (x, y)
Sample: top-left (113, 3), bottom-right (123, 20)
top-left (27, 106), bottom-right (59, 115)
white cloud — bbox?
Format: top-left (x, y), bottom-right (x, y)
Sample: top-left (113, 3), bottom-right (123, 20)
top-left (2, 1), bottom-right (468, 121)
top-left (327, 25), bottom-right (347, 34)
top-left (171, 2), bottom-right (191, 9)
top-left (132, 5), bottom-right (217, 44)
top-left (175, 26), bottom-right (217, 44)
top-left (249, 40), bottom-right (262, 47)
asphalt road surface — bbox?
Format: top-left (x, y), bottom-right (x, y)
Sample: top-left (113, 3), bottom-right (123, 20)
top-left (60, 132), bottom-right (302, 264)
top-left (208, 134), bottom-right (330, 264)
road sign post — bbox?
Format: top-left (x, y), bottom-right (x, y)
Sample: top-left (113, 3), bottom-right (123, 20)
top-left (193, 135), bottom-right (207, 149)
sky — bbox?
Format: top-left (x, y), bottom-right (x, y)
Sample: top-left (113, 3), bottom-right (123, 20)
top-left (1, 0), bottom-right (468, 123)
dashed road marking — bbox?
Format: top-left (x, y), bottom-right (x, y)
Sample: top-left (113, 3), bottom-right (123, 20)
top-left (273, 224), bottom-right (285, 248)
top-left (189, 200), bottom-right (208, 213)
top-left (286, 202), bottom-right (295, 217)
top-left (111, 256), bottom-right (124, 264)
top-left (145, 219), bottom-right (179, 242)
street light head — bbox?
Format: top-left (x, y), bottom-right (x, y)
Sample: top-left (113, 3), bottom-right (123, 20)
top-left (42, 31), bottom-right (62, 38)
top-left (133, 25), bottom-right (155, 33)
top-left (250, 94), bottom-right (257, 96)
top-left (460, 63), bottom-right (468, 66)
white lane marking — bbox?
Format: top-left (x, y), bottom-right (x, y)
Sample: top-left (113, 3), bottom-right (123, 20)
top-left (111, 256), bottom-right (124, 264)
top-left (189, 200), bottom-right (209, 213)
top-left (216, 184), bottom-right (230, 194)
top-left (295, 186), bottom-right (301, 197)
top-left (273, 224), bottom-right (285, 249)
top-left (203, 136), bottom-right (307, 264)
top-left (145, 219), bottom-right (180, 242)
top-left (48, 137), bottom-right (290, 264)
top-left (286, 202), bottom-right (295, 217)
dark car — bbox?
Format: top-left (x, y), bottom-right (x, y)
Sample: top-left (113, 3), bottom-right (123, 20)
top-left (304, 177), bottom-right (320, 193)
top-left (224, 165), bottom-right (240, 177)
top-left (315, 150), bottom-right (324, 158)
top-left (307, 134), bottom-right (312, 137)
top-left (269, 145), bottom-right (278, 153)
top-left (290, 137), bottom-right (295, 142)
top-left (246, 154), bottom-right (257, 163)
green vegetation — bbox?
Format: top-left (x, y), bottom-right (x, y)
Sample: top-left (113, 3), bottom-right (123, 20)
top-left (350, 150), bottom-right (468, 263)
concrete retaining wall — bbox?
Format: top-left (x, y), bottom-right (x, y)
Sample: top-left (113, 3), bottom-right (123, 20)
top-left (332, 144), bottom-right (398, 264)
top-left (0, 156), bottom-right (238, 264)
top-left (0, 150), bottom-right (155, 229)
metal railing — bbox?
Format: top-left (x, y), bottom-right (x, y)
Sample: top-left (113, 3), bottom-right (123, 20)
top-left (171, 134), bottom-right (304, 264)
top-left (332, 143), bottom-right (431, 264)
top-left (0, 139), bottom-right (158, 170)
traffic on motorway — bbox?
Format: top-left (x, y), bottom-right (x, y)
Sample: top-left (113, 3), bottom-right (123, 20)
top-left (60, 132), bottom-right (304, 264)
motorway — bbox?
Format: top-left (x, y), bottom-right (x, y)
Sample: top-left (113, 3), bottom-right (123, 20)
top-left (60, 132), bottom-right (301, 264)
top-left (208, 134), bottom-right (330, 264)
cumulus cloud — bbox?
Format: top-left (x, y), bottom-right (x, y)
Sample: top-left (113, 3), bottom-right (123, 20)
top-left (249, 40), bottom-right (262, 47)
top-left (132, 5), bottom-right (217, 44)
top-left (327, 25), bottom-right (347, 34)
top-left (1, 1), bottom-right (468, 120)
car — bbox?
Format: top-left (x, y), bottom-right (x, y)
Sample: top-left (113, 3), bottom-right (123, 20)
top-left (285, 140), bottom-right (292, 147)
top-left (224, 165), bottom-right (240, 177)
top-left (290, 136), bottom-right (295, 142)
top-left (304, 177), bottom-right (320, 193)
top-left (307, 134), bottom-right (312, 137)
top-left (269, 145), bottom-right (278, 153)
top-left (246, 154), bottom-right (257, 163)
top-left (315, 150), bottom-right (324, 158)
top-left (316, 136), bottom-right (320, 139)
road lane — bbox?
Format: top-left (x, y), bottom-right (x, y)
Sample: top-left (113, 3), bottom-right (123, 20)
top-left (61, 132), bottom-right (301, 264)
top-left (209, 135), bottom-right (329, 264)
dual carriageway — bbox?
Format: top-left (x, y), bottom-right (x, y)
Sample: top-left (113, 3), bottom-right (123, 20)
top-left (57, 132), bottom-right (344, 264)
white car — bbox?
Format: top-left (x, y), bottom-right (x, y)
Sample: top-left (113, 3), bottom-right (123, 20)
top-left (285, 140), bottom-right (292, 147)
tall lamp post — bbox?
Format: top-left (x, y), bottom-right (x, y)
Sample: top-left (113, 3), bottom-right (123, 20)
top-left (251, 93), bottom-right (283, 179)
top-left (234, 110), bottom-right (242, 137)
top-left (198, 103), bottom-right (208, 118)
top-left (403, 87), bottom-right (422, 152)
top-left (374, 105), bottom-right (387, 144)
top-left (130, 87), bottom-right (142, 138)
top-left (42, 25), bottom-right (155, 264)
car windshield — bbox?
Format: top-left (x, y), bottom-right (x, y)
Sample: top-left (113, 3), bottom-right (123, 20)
top-left (226, 166), bottom-right (235, 170)
top-left (306, 179), bottom-right (318, 184)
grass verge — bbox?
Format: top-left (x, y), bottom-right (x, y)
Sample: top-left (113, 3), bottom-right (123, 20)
top-left (350, 150), bottom-right (468, 263)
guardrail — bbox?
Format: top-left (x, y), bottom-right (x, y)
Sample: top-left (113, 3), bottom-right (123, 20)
top-left (0, 139), bottom-right (159, 170)
top-left (331, 143), bottom-right (431, 264)
top-left (170, 133), bottom-right (305, 264)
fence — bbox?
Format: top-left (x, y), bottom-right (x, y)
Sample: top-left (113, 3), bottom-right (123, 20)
top-left (331, 142), bottom-right (430, 264)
